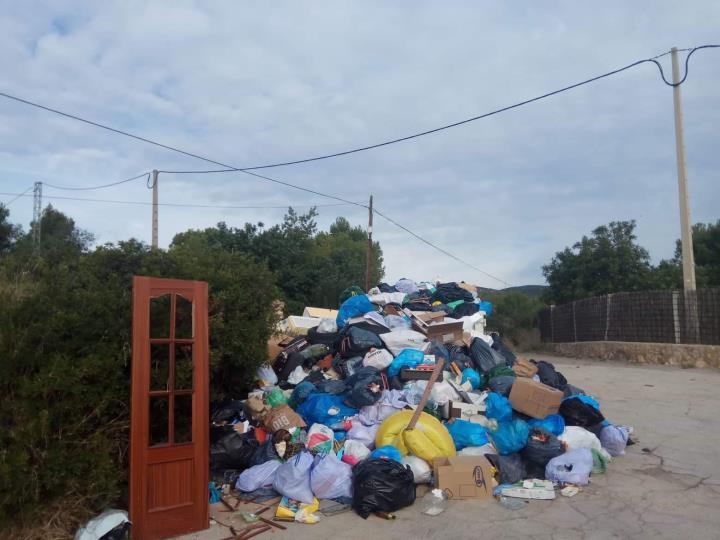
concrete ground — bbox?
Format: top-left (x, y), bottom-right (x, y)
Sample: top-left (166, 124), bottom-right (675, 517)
top-left (177, 356), bottom-right (720, 540)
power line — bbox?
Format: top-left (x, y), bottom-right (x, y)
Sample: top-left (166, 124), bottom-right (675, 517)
top-left (1, 45), bottom-right (716, 177)
top-left (0, 190), bottom-right (360, 210)
top-left (2, 185), bottom-right (33, 206)
top-left (372, 207), bottom-right (510, 286)
top-left (42, 171), bottom-right (151, 191)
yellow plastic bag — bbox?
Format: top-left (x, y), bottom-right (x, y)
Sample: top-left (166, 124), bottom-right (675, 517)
top-left (375, 410), bottom-right (455, 459)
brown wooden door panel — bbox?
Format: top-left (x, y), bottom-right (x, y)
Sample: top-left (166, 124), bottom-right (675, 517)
top-left (130, 276), bottom-right (209, 539)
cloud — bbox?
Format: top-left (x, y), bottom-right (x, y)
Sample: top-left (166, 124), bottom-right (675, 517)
top-left (1, 0), bottom-right (718, 288)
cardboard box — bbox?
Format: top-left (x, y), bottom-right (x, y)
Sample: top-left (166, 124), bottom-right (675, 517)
top-left (508, 377), bottom-right (563, 419)
top-left (278, 315), bottom-right (321, 336)
top-left (404, 308), bottom-right (464, 344)
top-left (512, 357), bottom-right (538, 378)
top-left (449, 400), bottom-right (485, 420)
top-left (302, 307), bottom-right (339, 319)
top-left (432, 456), bottom-right (494, 500)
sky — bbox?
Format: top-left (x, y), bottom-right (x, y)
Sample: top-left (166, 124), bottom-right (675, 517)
top-left (1, 1), bottom-right (718, 288)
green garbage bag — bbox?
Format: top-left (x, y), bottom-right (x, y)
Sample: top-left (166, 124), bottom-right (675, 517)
top-left (266, 388), bottom-right (288, 408)
top-left (591, 448), bottom-right (609, 475)
top-left (487, 364), bottom-right (516, 379)
top-left (339, 285), bottom-right (365, 306)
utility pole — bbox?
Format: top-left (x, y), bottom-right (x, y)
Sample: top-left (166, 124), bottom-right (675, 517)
top-left (151, 170), bottom-right (159, 249)
top-left (365, 195), bottom-right (373, 291)
top-left (671, 47), bottom-right (696, 291)
top-left (32, 181), bottom-right (42, 252)
top-left (670, 46), bottom-right (699, 342)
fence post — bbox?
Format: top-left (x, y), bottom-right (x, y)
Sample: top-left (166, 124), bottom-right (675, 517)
top-left (572, 301), bottom-right (577, 342)
top-left (604, 294), bottom-right (612, 341)
top-left (550, 305), bottom-right (555, 343)
top-left (672, 291), bottom-right (681, 344)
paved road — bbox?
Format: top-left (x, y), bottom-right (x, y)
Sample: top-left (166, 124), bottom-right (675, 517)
top-left (177, 356), bottom-right (720, 540)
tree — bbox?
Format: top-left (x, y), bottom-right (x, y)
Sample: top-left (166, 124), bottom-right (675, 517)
top-left (486, 291), bottom-right (545, 344)
top-left (0, 204), bottom-right (22, 255)
top-left (542, 220), bottom-right (653, 303)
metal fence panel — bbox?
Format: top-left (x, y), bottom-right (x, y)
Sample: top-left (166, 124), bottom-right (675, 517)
top-left (539, 288), bottom-right (720, 345)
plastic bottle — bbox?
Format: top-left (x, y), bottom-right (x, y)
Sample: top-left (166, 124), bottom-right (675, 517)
top-left (421, 489), bottom-right (448, 516)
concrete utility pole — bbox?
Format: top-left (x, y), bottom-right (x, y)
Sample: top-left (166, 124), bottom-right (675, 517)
top-left (151, 170), bottom-right (159, 249)
top-left (365, 195), bottom-right (373, 291)
top-left (32, 181), bottom-right (42, 252)
top-left (670, 47), bottom-right (696, 291)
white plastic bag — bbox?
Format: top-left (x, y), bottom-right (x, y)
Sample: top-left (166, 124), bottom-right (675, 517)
top-left (401, 455), bottom-right (432, 483)
top-left (75, 509), bottom-right (129, 540)
top-left (273, 451), bottom-right (315, 503)
top-left (545, 448), bottom-right (593, 485)
top-left (559, 426), bottom-right (612, 461)
top-left (381, 330), bottom-right (429, 356)
top-left (307, 423), bottom-right (334, 454)
top-left (347, 421), bottom-right (379, 448)
top-left (256, 365), bottom-right (278, 386)
top-left (599, 425), bottom-right (631, 456)
top-left (287, 365), bottom-right (308, 385)
top-left (317, 318), bottom-right (338, 333)
top-left (363, 349), bottom-right (394, 370)
top-left (310, 453), bottom-right (353, 499)
top-left (342, 439), bottom-right (371, 465)
top-left (367, 292), bottom-right (407, 306)
top-left (236, 460), bottom-right (282, 492)
top-left (458, 442), bottom-right (496, 456)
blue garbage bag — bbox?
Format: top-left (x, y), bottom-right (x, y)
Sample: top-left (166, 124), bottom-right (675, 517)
top-left (478, 300), bottom-right (493, 315)
top-left (387, 349), bottom-right (426, 378)
top-left (370, 445), bottom-right (402, 462)
top-left (461, 368), bottom-right (481, 390)
top-left (288, 381), bottom-right (316, 408)
top-left (447, 419), bottom-right (489, 450)
top-left (337, 295), bottom-right (375, 328)
top-left (296, 393), bottom-right (358, 427)
top-left (485, 392), bottom-right (512, 423)
top-left (490, 419), bottom-right (530, 455)
top-left (527, 414), bottom-right (566, 436)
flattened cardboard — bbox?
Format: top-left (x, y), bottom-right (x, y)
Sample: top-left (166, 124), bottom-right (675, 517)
top-left (508, 377), bottom-right (563, 419)
top-left (263, 404), bottom-right (306, 433)
top-left (432, 455), bottom-right (494, 500)
top-left (512, 357), bottom-right (538, 378)
top-left (267, 333), bottom-right (293, 360)
top-left (449, 400), bottom-right (485, 420)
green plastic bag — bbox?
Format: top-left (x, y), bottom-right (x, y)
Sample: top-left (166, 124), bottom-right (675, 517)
top-left (339, 285), bottom-right (365, 305)
top-left (487, 364), bottom-right (516, 379)
top-left (266, 387), bottom-right (288, 408)
top-left (591, 448), bottom-right (609, 475)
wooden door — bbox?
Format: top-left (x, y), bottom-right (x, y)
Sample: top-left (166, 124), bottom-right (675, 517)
top-left (130, 276), bottom-right (209, 539)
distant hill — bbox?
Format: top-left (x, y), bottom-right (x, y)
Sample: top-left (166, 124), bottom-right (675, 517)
top-left (476, 284), bottom-right (547, 298)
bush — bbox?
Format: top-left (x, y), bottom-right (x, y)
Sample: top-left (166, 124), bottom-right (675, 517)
top-left (0, 238), bottom-right (278, 534)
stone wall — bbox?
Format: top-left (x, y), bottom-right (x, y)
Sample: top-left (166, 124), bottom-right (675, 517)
top-left (547, 341), bottom-right (720, 369)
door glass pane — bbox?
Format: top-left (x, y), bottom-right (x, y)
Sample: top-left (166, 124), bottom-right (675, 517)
top-left (175, 295), bottom-right (193, 339)
top-left (174, 343), bottom-right (193, 390)
top-left (150, 294), bottom-right (171, 338)
top-left (150, 344), bottom-right (170, 390)
top-left (174, 394), bottom-right (193, 444)
top-left (149, 397), bottom-right (169, 446)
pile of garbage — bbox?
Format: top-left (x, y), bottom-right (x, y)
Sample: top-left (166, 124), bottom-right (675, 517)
top-left (210, 279), bottom-right (633, 523)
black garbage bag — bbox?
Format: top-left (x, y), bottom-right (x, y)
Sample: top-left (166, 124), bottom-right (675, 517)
top-left (333, 355), bottom-right (364, 378)
top-left (563, 383), bottom-right (586, 398)
top-left (271, 336), bottom-right (310, 376)
top-left (387, 374), bottom-right (404, 391)
top-left (211, 400), bottom-right (247, 425)
top-left (427, 341), bottom-right (450, 363)
top-left (520, 427), bottom-right (564, 479)
top-left (559, 397), bottom-right (605, 428)
top-left (448, 302), bottom-right (480, 319)
top-left (338, 326), bottom-right (383, 358)
top-left (378, 282), bottom-right (397, 293)
top-left (490, 332), bottom-right (517, 366)
top-left (306, 326), bottom-right (339, 348)
top-left (488, 375), bottom-right (516, 397)
top-left (469, 337), bottom-right (507, 373)
top-left (485, 453), bottom-right (527, 484)
top-left (448, 344), bottom-right (474, 370)
top-left (248, 439), bottom-right (279, 467)
top-left (532, 360), bottom-right (568, 390)
top-left (432, 282), bottom-right (474, 304)
top-left (343, 366), bottom-right (385, 408)
top-left (352, 458), bottom-right (416, 519)
top-left (404, 300), bottom-right (433, 311)
top-left (431, 303), bottom-right (451, 313)
top-left (210, 431), bottom-right (259, 471)
top-left (315, 379), bottom-right (347, 394)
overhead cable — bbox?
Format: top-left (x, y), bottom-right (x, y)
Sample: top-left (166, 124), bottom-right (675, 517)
top-left (2, 185), bottom-right (33, 207)
top-left (0, 45), bottom-right (717, 176)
